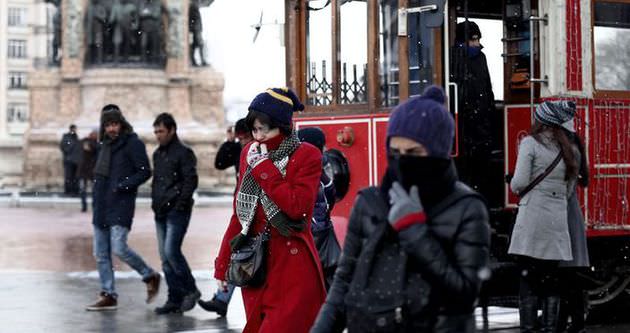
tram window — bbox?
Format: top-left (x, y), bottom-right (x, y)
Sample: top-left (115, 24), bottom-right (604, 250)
top-left (593, 1), bottom-right (630, 92)
top-left (339, 1), bottom-right (368, 104)
top-left (379, 0), bottom-right (399, 107)
top-left (407, 0), bottom-right (437, 97)
top-left (306, 0), bottom-right (333, 105)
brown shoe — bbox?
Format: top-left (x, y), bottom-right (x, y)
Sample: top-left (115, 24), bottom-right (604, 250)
top-left (85, 292), bottom-right (117, 311)
top-left (143, 273), bottom-right (161, 304)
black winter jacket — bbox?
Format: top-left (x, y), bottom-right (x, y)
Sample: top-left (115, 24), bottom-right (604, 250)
top-left (60, 132), bottom-right (80, 164)
top-left (151, 136), bottom-right (198, 218)
top-left (311, 182), bottom-right (490, 333)
top-left (450, 45), bottom-right (495, 155)
top-left (93, 132), bottom-right (152, 229)
top-left (214, 141), bottom-right (241, 172)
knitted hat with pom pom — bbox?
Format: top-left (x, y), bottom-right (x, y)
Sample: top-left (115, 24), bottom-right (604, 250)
top-left (248, 87), bottom-right (304, 126)
top-left (387, 85), bottom-right (454, 158)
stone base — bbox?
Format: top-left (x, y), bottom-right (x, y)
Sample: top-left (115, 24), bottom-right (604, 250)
top-left (23, 67), bottom-right (230, 191)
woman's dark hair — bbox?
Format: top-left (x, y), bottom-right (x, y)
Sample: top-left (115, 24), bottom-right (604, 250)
top-left (153, 112), bottom-right (177, 131)
top-left (245, 110), bottom-right (292, 136)
top-left (565, 130), bottom-right (589, 187)
top-left (531, 121), bottom-right (578, 181)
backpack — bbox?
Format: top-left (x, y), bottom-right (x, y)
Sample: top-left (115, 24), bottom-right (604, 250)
top-left (344, 184), bottom-right (479, 332)
top-left (344, 187), bottom-right (433, 332)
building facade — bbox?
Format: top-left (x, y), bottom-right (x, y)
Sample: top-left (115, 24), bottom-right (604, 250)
top-left (0, 0), bottom-right (53, 187)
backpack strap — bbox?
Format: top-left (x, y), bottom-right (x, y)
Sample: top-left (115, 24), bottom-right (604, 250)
top-left (426, 182), bottom-right (484, 219)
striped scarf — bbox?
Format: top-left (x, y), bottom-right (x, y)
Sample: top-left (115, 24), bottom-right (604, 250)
top-left (234, 133), bottom-right (303, 242)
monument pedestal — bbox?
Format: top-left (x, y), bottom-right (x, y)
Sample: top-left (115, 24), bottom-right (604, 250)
top-left (23, 67), bottom-right (229, 191)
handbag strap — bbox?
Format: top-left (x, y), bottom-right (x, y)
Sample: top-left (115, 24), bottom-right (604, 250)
top-left (518, 150), bottom-right (563, 198)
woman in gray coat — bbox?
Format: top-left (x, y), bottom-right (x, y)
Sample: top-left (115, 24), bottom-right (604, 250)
top-left (508, 101), bottom-right (579, 332)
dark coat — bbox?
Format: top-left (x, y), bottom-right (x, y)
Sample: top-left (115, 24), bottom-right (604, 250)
top-left (151, 136), bottom-right (198, 218)
top-left (92, 133), bottom-right (151, 229)
top-left (60, 132), bottom-right (80, 164)
top-left (311, 182), bottom-right (491, 333)
top-left (450, 45), bottom-right (495, 155)
top-left (311, 164), bottom-right (336, 233)
top-left (77, 137), bottom-right (98, 180)
top-left (214, 141), bottom-right (241, 174)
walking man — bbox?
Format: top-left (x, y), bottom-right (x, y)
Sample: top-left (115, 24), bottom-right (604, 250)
top-left (86, 104), bottom-right (161, 311)
top-left (77, 130), bottom-right (98, 212)
top-left (151, 113), bottom-right (201, 314)
top-left (59, 124), bottom-right (80, 195)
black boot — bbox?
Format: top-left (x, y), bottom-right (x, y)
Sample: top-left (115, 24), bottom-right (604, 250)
top-left (519, 295), bottom-right (538, 332)
top-left (198, 296), bottom-right (228, 316)
top-left (566, 291), bottom-right (586, 333)
top-left (541, 296), bottom-right (560, 333)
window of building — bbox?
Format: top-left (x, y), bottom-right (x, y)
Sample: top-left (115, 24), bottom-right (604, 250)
top-left (593, 1), bottom-right (630, 92)
top-left (7, 103), bottom-right (29, 123)
top-left (8, 72), bottom-right (27, 89)
top-left (8, 39), bottom-right (28, 58)
top-left (8, 7), bottom-right (28, 27)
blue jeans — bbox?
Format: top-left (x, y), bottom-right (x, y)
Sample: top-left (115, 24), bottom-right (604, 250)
top-left (93, 225), bottom-right (155, 296)
top-left (155, 210), bottom-right (197, 302)
top-left (214, 283), bottom-right (235, 303)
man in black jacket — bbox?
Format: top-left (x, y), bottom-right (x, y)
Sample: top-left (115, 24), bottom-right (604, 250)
top-left (450, 20), bottom-right (496, 203)
top-left (86, 104), bottom-right (161, 311)
top-left (151, 113), bottom-right (201, 314)
top-left (311, 86), bottom-right (490, 333)
top-left (59, 124), bottom-right (80, 195)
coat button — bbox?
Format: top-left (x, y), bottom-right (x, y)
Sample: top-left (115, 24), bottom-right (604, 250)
top-left (260, 173), bottom-right (268, 180)
top-left (286, 241), bottom-right (291, 246)
top-left (290, 248), bottom-right (298, 255)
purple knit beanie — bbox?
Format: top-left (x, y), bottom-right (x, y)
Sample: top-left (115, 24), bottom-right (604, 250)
top-left (387, 85), bottom-right (454, 158)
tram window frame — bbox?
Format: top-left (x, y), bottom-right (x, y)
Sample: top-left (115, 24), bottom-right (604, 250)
top-left (591, 0), bottom-right (630, 98)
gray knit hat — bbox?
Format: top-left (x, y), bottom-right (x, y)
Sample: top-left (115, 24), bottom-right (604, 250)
top-left (535, 101), bottom-right (576, 132)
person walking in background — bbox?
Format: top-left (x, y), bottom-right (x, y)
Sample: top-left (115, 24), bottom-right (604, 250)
top-left (311, 86), bottom-right (490, 333)
top-left (60, 124), bottom-right (80, 195)
top-left (151, 113), bottom-right (201, 315)
top-left (508, 101), bottom-right (579, 332)
top-left (77, 130), bottom-right (98, 212)
top-left (85, 104), bottom-right (160, 311)
top-left (297, 127), bottom-right (339, 290)
top-left (214, 119), bottom-right (253, 176)
top-left (557, 116), bottom-right (590, 333)
top-left (213, 88), bottom-right (326, 332)
top-left (198, 118), bottom-right (252, 317)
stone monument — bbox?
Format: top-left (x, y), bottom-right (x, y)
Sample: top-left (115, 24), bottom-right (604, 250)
top-left (24, 0), bottom-right (228, 191)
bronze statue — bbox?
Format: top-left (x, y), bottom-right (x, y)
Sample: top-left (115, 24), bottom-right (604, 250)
top-left (45, 0), bottom-right (62, 64)
top-left (109, 0), bottom-right (138, 62)
top-left (86, 0), bottom-right (109, 64)
top-left (189, 0), bottom-right (207, 66)
top-left (138, 0), bottom-right (164, 63)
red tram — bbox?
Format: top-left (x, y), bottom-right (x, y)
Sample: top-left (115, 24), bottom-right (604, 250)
top-left (283, 0), bottom-right (630, 312)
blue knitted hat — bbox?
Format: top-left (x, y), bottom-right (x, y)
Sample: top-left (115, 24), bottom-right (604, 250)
top-left (248, 87), bottom-right (304, 126)
top-left (387, 85), bottom-right (454, 158)
top-left (535, 101), bottom-right (576, 130)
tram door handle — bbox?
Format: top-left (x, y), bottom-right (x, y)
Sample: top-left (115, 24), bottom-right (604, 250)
top-left (448, 82), bottom-right (459, 157)
top-left (528, 14), bottom-right (548, 114)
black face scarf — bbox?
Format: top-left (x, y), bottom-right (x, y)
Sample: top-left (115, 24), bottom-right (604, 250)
top-left (383, 155), bottom-right (458, 209)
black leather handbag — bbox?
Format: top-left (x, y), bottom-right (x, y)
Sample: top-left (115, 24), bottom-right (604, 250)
top-left (226, 224), bottom-right (270, 287)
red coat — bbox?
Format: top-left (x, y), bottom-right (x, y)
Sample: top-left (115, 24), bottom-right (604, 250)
top-left (214, 138), bottom-right (326, 333)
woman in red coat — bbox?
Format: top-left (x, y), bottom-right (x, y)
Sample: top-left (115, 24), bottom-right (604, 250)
top-left (213, 88), bottom-right (326, 332)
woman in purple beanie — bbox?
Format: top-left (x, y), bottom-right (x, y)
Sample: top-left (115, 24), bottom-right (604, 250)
top-left (311, 85), bottom-right (490, 333)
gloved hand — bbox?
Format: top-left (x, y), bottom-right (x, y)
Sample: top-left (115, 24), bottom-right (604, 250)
top-left (246, 142), bottom-right (269, 168)
top-left (217, 279), bottom-right (229, 293)
top-left (387, 182), bottom-right (426, 231)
